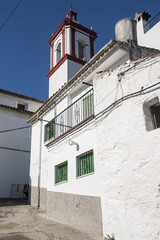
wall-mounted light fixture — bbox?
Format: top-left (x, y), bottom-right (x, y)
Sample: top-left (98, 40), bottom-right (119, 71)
top-left (69, 139), bottom-right (79, 151)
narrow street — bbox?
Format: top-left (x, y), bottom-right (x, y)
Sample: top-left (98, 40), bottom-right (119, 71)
top-left (0, 199), bottom-right (96, 240)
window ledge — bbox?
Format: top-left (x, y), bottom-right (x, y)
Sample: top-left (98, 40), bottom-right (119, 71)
top-left (54, 180), bottom-right (68, 186)
top-left (76, 171), bottom-right (95, 180)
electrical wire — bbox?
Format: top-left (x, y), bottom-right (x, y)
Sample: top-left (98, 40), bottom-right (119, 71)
top-left (0, 0), bottom-right (22, 31)
top-left (95, 81), bottom-right (160, 121)
top-left (47, 80), bottom-right (160, 149)
top-left (0, 126), bottom-right (30, 134)
top-left (0, 146), bottom-right (30, 153)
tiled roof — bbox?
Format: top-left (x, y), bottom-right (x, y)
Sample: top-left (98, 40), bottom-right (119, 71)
top-left (0, 89), bottom-right (46, 103)
top-left (0, 104), bottom-right (33, 115)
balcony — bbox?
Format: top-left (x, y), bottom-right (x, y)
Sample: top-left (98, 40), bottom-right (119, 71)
top-left (144, 12), bottom-right (160, 33)
top-left (44, 88), bottom-right (94, 144)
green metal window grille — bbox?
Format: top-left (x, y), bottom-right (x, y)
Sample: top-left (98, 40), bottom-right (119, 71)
top-left (76, 150), bottom-right (94, 177)
top-left (55, 161), bottom-right (68, 184)
top-left (44, 120), bottom-right (55, 142)
top-left (83, 93), bottom-right (94, 120)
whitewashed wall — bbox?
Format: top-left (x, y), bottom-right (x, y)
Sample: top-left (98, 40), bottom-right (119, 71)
top-left (30, 86), bottom-right (100, 196)
top-left (49, 60), bottom-right (84, 97)
top-left (47, 127), bottom-right (99, 196)
top-left (0, 108), bottom-right (31, 198)
top-left (137, 17), bottom-right (160, 50)
top-left (94, 56), bottom-right (160, 240)
top-left (49, 61), bottom-right (68, 97)
top-left (0, 91), bottom-right (44, 198)
top-left (0, 93), bottom-right (43, 112)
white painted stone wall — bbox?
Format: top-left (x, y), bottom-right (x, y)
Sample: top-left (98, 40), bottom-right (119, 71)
top-left (94, 55), bottom-right (160, 240)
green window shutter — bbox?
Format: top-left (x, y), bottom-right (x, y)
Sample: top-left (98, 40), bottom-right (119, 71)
top-left (45, 125), bottom-right (49, 141)
top-left (55, 161), bottom-right (68, 184)
top-left (83, 93), bottom-right (94, 120)
top-left (44, 119), bottom-right (55, 142)
top-left (76, 150), bottom-right (94, 177)
top-left (49, 120), bottom-right (55, 139)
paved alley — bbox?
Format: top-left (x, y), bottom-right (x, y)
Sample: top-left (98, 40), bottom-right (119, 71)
top-left (0, 199), bottom-right (98, 240)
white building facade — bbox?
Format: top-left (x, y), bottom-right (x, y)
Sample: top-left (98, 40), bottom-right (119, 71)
top-left (135, 11), bottom-right (160, 50)
top-left (29, 10), bottom-right (160, 240)
top-left (0, 89), bottom-right (44, 198)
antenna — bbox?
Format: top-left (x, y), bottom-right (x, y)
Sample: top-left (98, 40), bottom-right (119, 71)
top-left (70, 2), bottom-right (72, 10)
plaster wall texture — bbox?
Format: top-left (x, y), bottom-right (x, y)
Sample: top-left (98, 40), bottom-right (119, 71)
top-left (94, 56), bottom-right (160, 240)
top-left (39, 187), bottom-right (47, 210)
top-left (30, 186), bottom-right (38, 207)
top-left (46, 191), bottom-right (103, 238)
top-left (137, 18), bottom-right (160, 50)
top-left (0, 93), bottom-right (42, 112)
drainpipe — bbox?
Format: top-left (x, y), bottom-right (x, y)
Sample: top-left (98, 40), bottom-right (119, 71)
top-left (37, 119), bottom-right (43, 208)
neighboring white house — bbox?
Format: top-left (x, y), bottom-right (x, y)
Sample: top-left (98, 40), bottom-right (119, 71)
top-left (135, 11), bottom-right (160, 50)
top-left (28, 10), bottom-right (160, 240)
top-left (0, 89), bottom-right (45, 198)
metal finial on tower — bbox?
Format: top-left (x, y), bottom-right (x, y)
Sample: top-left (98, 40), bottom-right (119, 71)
top-left (70, 2), bottom-right (72, 10)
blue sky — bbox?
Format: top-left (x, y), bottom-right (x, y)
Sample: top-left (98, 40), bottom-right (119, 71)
top-left (0, 0), bottom-right (159, 101)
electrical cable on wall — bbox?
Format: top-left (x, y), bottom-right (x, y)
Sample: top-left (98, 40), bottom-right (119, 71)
top-left (0, 146), bottom-right (30, 153)
top-left (48, 80), bottom-right (160, 149)
top-left (0, 126), bottom-right (30, 134)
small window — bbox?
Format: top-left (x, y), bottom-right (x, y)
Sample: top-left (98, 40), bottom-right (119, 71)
top-left (17, 103), bottom-right (25, 110)
top-left (150, 104), bottom-right (160, 129)
top-left (44, 120), bottom-right (55, 142)
top-left (55, 161), bottom-right (68, 184)
top-left (56, 42), bottom-right (61, 63)
top-left (76, 150), bottom-right (94, 177)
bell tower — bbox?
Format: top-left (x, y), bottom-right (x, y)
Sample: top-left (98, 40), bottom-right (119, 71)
top-left (47, 10), bottom-right (97, 97)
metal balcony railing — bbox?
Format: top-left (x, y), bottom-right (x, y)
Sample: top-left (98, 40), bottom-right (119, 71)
top-left (44, 88), bottom-right (94, 142)
top-left (144, 12), bottom-right (160, 33)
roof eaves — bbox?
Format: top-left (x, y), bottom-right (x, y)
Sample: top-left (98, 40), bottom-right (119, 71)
top-left (0, 89), bottom-right (46, 103)
top-left (0, 104), bottom-right (34, 114)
